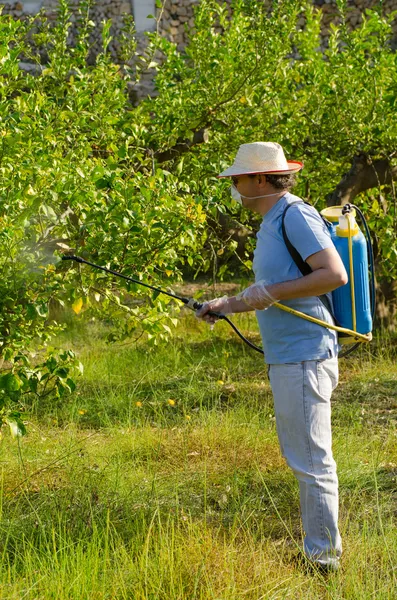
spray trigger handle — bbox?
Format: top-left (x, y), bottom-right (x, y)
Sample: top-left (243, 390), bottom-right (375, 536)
top-left (186, 298), bottom-right (225, 319)
top-left (187, 298), bottom-right (201, 310)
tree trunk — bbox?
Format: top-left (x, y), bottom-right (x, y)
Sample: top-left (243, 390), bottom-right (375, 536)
top-left (376, 278), bottom-right (397, 332)
top-left (327, 153), bottom-right (397, 206)
top-left (207, 211), bottom-right (254, 257)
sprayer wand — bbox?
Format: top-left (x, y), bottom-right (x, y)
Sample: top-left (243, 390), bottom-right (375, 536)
top-left (61, 255), bottom-right (265, 354)
top-left (62, 251), bottom-right (372, 355)
top-left (62, 255), bottom-right (202, 308)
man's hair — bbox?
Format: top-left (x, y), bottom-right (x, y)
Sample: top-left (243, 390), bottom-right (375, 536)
top-left (265, 173), bottom-right (297, 190)
top-left (248, 173), bottom-right (297, 190)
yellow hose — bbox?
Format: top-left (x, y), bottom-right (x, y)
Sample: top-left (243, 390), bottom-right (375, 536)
top-left (347, 215), bottom-right (357, 332)
top-left (272, 301), bottom-right (371, 343)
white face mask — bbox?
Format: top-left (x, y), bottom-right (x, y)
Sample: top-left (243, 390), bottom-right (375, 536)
top-left (230, 184), bottom-right (282, 205)
top-left (230, 184), bottom-right (243, 204)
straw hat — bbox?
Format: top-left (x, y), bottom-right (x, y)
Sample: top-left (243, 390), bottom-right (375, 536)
top-left (218, 142), bottom-right (303, 178)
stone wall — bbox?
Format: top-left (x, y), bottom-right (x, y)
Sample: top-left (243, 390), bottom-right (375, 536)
top-left (159, 0), bottom-right (397, 52)
top-left (1, 0), bottom-right (135, 62)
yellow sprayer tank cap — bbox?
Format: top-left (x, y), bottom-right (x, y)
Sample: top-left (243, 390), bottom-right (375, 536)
top-left (336, 214), bottom-right (359, 237)
top-left (320, 206), bottom-right (356, 223)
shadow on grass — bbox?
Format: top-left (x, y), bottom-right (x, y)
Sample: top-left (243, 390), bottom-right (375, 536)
top-left (332, 377), bottom-right (397, 429)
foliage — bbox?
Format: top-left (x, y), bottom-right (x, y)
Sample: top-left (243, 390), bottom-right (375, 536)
top-left (144, 0), bottom-right (397, 277)
top-left (1, 0), bottom-right (397, 428)
top-left (0, 0), bottom-right (206, 429)
top-left (0, 348), bottom-right (83, 437)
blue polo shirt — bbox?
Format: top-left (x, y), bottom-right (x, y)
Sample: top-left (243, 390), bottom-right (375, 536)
top-left (253, 192), bottom-right (339, 364)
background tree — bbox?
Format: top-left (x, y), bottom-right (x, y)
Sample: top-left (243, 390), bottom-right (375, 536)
top-left (145, 0), bottom-right (397, 321)
top-left (1, 0), bottom-right (396, 432)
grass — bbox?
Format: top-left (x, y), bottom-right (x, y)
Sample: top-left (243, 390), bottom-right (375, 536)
top-left (1, 310), bottom-right (397, 599)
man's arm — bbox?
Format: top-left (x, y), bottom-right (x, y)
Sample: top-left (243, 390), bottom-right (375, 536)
top-left (197, 247), bottom-right (348, 319)
top-left (265, 246), bottom-right (348, 301)
top-left (227, 246), bottom-right (347, 311)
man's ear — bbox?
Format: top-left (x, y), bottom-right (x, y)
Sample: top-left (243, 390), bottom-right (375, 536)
top-left (257, 174), bottom-right (267, 186)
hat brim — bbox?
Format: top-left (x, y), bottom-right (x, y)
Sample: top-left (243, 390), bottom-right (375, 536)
top-left (217, 161), bottom-right (304, 178)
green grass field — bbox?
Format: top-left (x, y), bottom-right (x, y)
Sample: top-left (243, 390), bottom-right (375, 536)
top-left (1, 310), bottom-right (397, 599)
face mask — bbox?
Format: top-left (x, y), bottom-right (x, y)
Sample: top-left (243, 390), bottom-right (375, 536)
top-left (230, 185), bottom-right (282, 204)
top-left (230, 184), bottom-right (243, 204)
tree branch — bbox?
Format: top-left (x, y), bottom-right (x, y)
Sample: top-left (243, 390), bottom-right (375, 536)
top-left (327, 153), bottom-right (397, 206)
top-left (153, 128), bottom-right (209, 163)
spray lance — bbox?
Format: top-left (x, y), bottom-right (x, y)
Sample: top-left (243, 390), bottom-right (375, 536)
top-left (62, 201), bottom-right (375, 360)
top-left (61, 255), bottom-right (264, 354)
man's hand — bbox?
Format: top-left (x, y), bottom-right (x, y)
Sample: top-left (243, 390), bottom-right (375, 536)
top-left (195, 295), bottom-right (232, 324)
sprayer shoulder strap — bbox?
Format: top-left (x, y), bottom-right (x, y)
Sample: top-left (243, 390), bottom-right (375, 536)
top-left (281, 201), bottom-right (335, 320)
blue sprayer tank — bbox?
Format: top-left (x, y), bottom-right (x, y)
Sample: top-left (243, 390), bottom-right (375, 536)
top-left (320, 205), bottom-right (372, 341)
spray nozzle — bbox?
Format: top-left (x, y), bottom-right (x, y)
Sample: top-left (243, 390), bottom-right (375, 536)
top-left (62, 255), bottom-right (84, 263)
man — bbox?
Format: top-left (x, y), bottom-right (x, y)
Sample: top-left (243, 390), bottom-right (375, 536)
top-left (196, 142), bottom-right (348, 572)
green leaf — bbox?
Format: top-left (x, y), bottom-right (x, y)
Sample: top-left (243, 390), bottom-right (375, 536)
top-left (95, 178), bottom-right (111, 189)
top-left (55, 367), bottom-right (69, 379)
top-left (26, 304), bottom-right (37, 320)
top-left (36, 303), bottom-right (48, 318)
top-left (66, 378), bottom-right (76, 392)
top-left (0, 373), bottom-right (22, 392)
top-left (4, 348), bottom-right (14, 362)
top-left (45, 357), bottom-right (58, 373)
top-left (40, 204), bottom-right (58, 221)
top-left (28, 378), bottom-right (39, 393)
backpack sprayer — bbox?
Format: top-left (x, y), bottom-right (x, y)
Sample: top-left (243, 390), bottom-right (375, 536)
top-left (62, 202), bottom-right (375, 358)
top-left (320, 203), bottom-right (375, 343)
top-left (278, 201), bottom-right (375, 358)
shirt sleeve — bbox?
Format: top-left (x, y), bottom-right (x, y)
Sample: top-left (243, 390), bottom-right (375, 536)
top-left (283, 203), bottom-right (334, 261)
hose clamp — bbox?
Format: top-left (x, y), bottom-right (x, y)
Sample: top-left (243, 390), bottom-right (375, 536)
top-left (342, 203), bottom-right (352, 215)
top-left (187, 298), bottom-right (197, 310)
